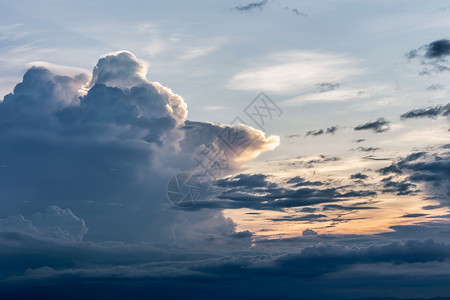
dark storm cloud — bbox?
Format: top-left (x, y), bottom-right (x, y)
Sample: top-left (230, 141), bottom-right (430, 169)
top-left (354, 118), bottom-right (390, 133)
top-left (400, 103), bottom-right (450, 119)
top-left (1, 230), bottom-right (450, 300)
top-left (235, 0), bottom-right (267, 11)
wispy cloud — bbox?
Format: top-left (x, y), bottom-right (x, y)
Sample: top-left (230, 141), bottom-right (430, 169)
top-left (228, 51), bottom-right (364, 94)
top-left (235, 0), bottom-right (268, 12)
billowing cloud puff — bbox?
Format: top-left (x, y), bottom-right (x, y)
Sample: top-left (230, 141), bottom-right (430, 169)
top-left (0, 51), bottom-right (279, 243)
top-left (0, 205), bottom-right (87, 242)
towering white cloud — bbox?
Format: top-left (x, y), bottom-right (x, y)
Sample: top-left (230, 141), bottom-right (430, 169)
top-left (0, 51), bottom-right (279, 243)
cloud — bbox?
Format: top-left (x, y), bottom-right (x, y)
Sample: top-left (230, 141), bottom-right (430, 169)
top-left (227, 51), bottom-right (363, 94)
top-left (400, 103), bottom-right (450, 119)
top-left (1, 229), bottom-right (450, 300)
top-left (0, 51), bottom-right (279, 243)
top-left (426, 83), bottom-right (445, 91)
top-left (322, 204), bottom-right (378, 211)
top-left (350, 173), bottom-right (368, 180)
top-left (302, 229), bottom-right (318, 236)
top-left (354, 118), bottom-right (390, 133)
top-left (0, 205), bottom-right (88, 242)
top-left (292, 8), bottom-right (307, 17)
top-left (407, 39), bottom-right (450, 75)
top-left (424, 39), bottom-right (450, 59)
top-left (306, 129), bottom-right (324, 136)
top-left (355, 146), bottom-right (380, 152)
top-left (377, 150), bottom-right (450, 207)
top-left (316, 82), bottom-right (340, 92)
top-left (326, 125), bottom-right (338, 134)
top-left (191, 173), bottom-right (376, 210)
top-left (380, 176), bottom-right (418, 196)
top-left (305, 125), bottom-right (339, 137)
top-left (235, 0), bottom-right (267, 12)
top-left (402, 213), bottom-right (428, 218)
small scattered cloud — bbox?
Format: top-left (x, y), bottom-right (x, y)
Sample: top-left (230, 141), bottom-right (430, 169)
top-left (306, 129), bottom-right (324, 136)
top-left (354, 118), bottom-right (390, 133)
top-left (305, 126), bottom-right (339, 137)
top-left (316, 82), bottom-right (340, 92)
top-left (355, 146), bottom-right (380, 152)
top-left (407, 39), bottom-right (450, 75)
top-left (235, 0), bottom-right (267, 12)
top-left (400, 104), bottom-right (450, 119)
top-left (350, 173), bottom-right (368, 180)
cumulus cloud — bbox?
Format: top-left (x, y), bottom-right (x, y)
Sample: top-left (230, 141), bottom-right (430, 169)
top-left (0, 51), bottom-right (279, 243)
top-left (0, 205), bottom-right (88, 242)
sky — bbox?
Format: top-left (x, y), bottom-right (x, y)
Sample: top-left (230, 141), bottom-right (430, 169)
top-left (0, 0), bottom-right (449, 299)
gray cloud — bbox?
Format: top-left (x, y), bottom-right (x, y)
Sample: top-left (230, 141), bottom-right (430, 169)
top-left (306, 129), bottom-right (324, 136)
top-left (401, 103), bottom-right (450, 119)
top-left (426, 83), bottom-right (445, 91)
top-left (350, 173), bottom-right (368, 180)
top-left (0, 51), bottom-right (278, 243)
top-left (235, 0), bottom-right (267, 11)
top-left (354, 118), bottom-right (390, 133)
top-left (0, 205), bottom-right (88, 242)
top-left (355, 146), bottom-right (380, 152)
top-left (407, 39), bottom-right (450, 74)
top-left (316, 82), bottom-right (340, 92)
